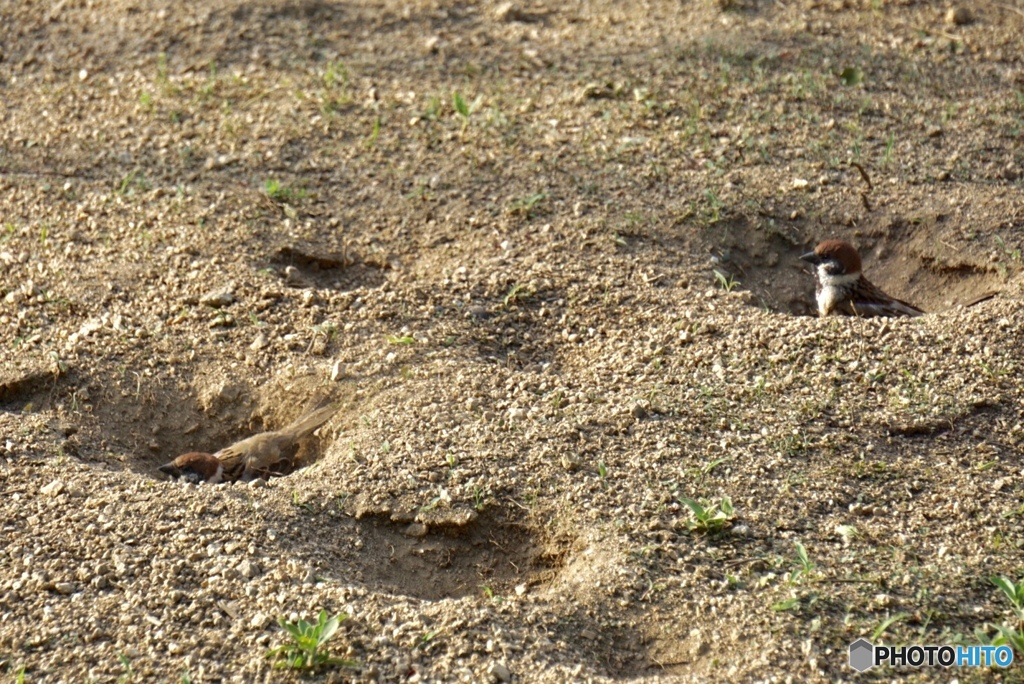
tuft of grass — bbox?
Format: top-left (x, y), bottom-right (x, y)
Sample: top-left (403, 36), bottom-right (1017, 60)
top-left (507, 192), bottom-right (547, 218)
top-left (839, 66), bottom-right (864, 86)
top-left (976, 577), bottom-right (1024, 651)
top-left (453, 91), bottom-right (483, 131)
top-left (872, 612), bottom-right (910, 641)
top-left (116, 172), bottom-right (150, 197)
top-left (387, 334), bottom-right (416, 345)
top-left (264, 179), bottom-right (306, 203)
top-left (365, 117), bottom-right (381, 148)
top-left (995, 235), bottom-right (1021, 261)
top-left (704, 189), bottom-right (723, 222)
top-left (787, 541), bottom-right (815, 584)
top-left (473, 485), bottom-right (489, 511)
top-left (772, 597), bottom-right (800, 612)
top-left (713, 270), bottom-right (739, 293)
top-left (117, 653), bottom-right (134, 683)
top-left (155, 52), bottom-right (170, 91)
top-left (678, 495), bottom-right (734, 533)
top-left (882, 132), bottom-right (895, 167)
top-left (423, 94), bottom-right (442, 121)
top-left (503, 284), bottom-right (533, 308)
top-left (991, 576), bottom-right (1024, 625)
top-left (323, 61), bottom-right (349, 91)
top-left (266, 610), bottom-right (354, 671)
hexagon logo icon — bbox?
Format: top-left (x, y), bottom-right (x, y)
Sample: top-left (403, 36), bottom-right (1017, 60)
top-left (849, 638), bottom-right (875, 672)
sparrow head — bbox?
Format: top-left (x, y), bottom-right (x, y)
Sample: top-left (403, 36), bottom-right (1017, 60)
top-left (159, 452), bottom-right (224, 484)
top-left (800, 240), bottom-right (863, 278)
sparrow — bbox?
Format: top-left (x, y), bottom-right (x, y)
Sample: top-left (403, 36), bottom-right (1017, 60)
top-left (159, 404), bottom-right (337, 484)
top-left (800, 240), bottom-right (925, 318)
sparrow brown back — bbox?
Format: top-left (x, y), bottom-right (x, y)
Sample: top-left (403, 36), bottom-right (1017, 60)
top-left (214, 404), bottom-right (338, 481)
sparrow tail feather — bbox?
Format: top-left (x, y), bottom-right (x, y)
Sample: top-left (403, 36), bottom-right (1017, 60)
top-left (278, 405), bottom-right (338, 440)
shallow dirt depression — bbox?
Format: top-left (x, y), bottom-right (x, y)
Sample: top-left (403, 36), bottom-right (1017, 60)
top-left (0, 362), bottom-right (574, 602)
top-left (701, 208), bottom-right (1009, 316)
top-left (342, 507), bottom-right (568, 601)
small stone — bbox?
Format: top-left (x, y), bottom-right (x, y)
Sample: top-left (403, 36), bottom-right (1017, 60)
top-left (250, 333), bottom-right (268, 351)
top-left (630, 401), bottom-right (649, 420)
top-left (508, 407), bottom-right (526, 421)
top-left (251, 612), bottom-right (270, 629)
top-left (403, 522), bottom-right (429, 538)
top-left (203, 154), bottom-right (233, 170)
top-left (494, 2), bottom-right (527, 22)
top-left (283, 266), bottom-right (308, 287)
top-left (53, 582), bottom-right (75, 595)
top-left (487, 661), bottom-right (512, 682)
top-left (515, 584), bottom-right (528, 596)
top-left (40, 480), bottom-right (64, 497)
top-left (560, 454), bottom-right (580, 472)
top-left (209, 314), bottom-right (235, 328)
top-left (945, 6), bottom-right (973, 25)
top-left (200, 289), bottom-right (235, 308)
top-left (926, 125), bottom-right (943, 138)
top-left (248, 478), bottom-right (268, 488)
top-left (330, 360), bottom-right (344, 382)
top-left (237, 559), bottom-right (259, 579)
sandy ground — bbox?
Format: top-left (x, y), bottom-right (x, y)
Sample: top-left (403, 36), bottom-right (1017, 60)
top-left (2, 0), bottom-right (1024, 681)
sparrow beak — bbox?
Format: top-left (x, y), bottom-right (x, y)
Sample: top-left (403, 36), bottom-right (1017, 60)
top-left (159, 462), bottom-right (181, 478)
top-left (800, 251), bottom-right (822, 265)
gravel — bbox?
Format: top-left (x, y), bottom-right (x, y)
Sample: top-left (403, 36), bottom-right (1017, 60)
top-left (3, 0), bottom-right (1024, 681)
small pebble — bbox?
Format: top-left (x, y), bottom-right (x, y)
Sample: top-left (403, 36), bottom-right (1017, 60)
top-left (945, 6), bottom-right (973, 25)
top-left (487, 661), bottom-right (511, 682)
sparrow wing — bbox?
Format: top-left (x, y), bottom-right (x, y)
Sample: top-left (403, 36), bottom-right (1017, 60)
top-left (214, 437), bottom-right (266, 481)
top-left (848, 277), bottom-right (925, 317)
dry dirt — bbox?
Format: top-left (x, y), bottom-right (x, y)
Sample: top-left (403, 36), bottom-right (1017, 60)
top-left (2, 0), bottom-right (1024, 682)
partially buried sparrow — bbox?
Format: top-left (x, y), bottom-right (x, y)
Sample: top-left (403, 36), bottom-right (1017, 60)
top-left (801, 240), bottom-right (925, 318)
top-left (159, 404), bottom-right (337, 484)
